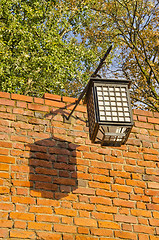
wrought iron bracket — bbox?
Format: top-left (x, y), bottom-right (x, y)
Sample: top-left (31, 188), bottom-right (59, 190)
top-left (63, 45), bottom-right (112, 121)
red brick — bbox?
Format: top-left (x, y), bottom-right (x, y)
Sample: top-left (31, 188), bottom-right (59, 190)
top-left (112, 184), bottom-right (132, 193)
top-left (45, 99), bottom-right (65, 108)
top-left (28, 103), bottom-right (49, 112)
top-left (0, 98), bottom-right (14, 106)
top-left (148, 117), bottom-right (159, 124)
top-left (115, 215), bottom-right (137, 223)
top-left (113, 199), bottom-right (135, 208)
top-left (96, 189), bottom-right (117, 198)
top-left (0, 163), bottom-right (9, 171)
top-left (34, 97), bottom-right (44, 104)
top-left (11, 135), bottom-right (33, 143)
top-left (135, 121), bottom-right (154, 129)
top-left (73, 187), bottom-right (95, 195)
top-left (0, 92), bottom-right (10, 98)
top-left (90, 196), bottom-right (111, 205)
top-left (44, 93), bottom-right (61, 101)
top-left (105, 156), bottom-right (124, 163)
top-left (29, 206), bottom-right (52, 214)
top-left (37, 198), bottom-right (59, 207)
top-left (133, 109), bottom-right (153, 116)
top-left (54, 224), bottom-right (76, 233)
top-left (83, 152), bottom-right (103, 160)
top-left (126, 179), bottom-right (146, 188)
top-left (91, 228), bottom-right (113, 236)
top-left (73, 203), bottom-right (94, 211)
top-left (55, 208), bottom-right (77, 216)
top-left (74, 217), bottom-right (97, 227)
top-left (0, 203), bottom-right (14, 211)
top-left (149, 218), bottom-right (159, 226)
top-left (0, 219), bottom-right (13, 228)
top-left (89, 181), bottom-right (110, 190)
top-left (78, 227), bottom-right (89, 234)
top-left (98, 221), bottom-right (120, 229)
top-left (0, 112), bottom-right (15, 120)
top-left (17, 101), bottom-right (27, 108)
top-left (148, 182), bottom-right (159, 189)
top-left (96, 205), bottom-right (117, 213)
top-left (14, 221), bottom-right (26, 229)
top-left (10, 212), bottom-right (35, 221)
top-left (11, 93), bottom-right (33, 102)
top-left (37, 232), bottom-right (61, 240)
top-left (134, 225), bottom-right (155, 234)
top-left (0, 186), bottom-right (10, 194)
top-left (122, 223), bottom-right (132, 231)
top-left (131, 209), bottom-right (151, 218)
top-left (93, 175), bottom-right (112, 183)
top-left (147, 203), bottom-right (159, 211)
top-left (115, 230), bottom-right (137, 240)
top-left (62, 96), bottom-right (78, 103)
top-left (12, 180), bottom-right (33, 188)
top-left (28, 222), bottom-right (52, 231)
top-left (123, 152), bottom-right (143, 159)
top-left (92, 212), bottom-right (113, 221)
top-left (10, 230), bottom-right (35, 239)
top-left (36, 214), bottom-right (60, 223)
top-left (12, 196), bottom-right (35, 205)
top-left (0, 229), bottom-right (8, 238)
top-left (150, 236), bottom-right (159, 240)
top-left (138, 234), bottom-right (149, 240)
top-left (0, 155), bottom-right (15, 163)
top-left (144, 154), bottom-right (159, 161)
top-left (138, 115), bottom-right (147, 122)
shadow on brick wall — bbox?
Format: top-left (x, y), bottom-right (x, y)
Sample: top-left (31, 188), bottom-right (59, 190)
top-left (27, 137), bottom-right (79, 200)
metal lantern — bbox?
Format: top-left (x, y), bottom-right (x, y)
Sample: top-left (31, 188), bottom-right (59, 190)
top-left (63, 46), bottom-right (133, 147)
top-left (84, 78), bottom-right (133, 146)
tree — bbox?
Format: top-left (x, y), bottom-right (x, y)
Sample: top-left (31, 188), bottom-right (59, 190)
top-left (81, 0), bottom-right (159, 111)
top-left (0, 0), bottom-right (100, 97)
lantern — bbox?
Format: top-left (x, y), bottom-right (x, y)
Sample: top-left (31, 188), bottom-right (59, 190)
top-left (84, 78), bottom-right (133, 146)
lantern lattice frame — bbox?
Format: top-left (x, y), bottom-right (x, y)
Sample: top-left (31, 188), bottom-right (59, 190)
top-left (84, 78), bottom-right (134, 146)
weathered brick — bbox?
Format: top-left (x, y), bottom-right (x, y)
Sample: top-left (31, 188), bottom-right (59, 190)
top-left (28, 222), bottom-right (52, 231)
top-left (29, 206), bottom-right (52, 214)
top-left (91, 228), bottom-right (113, 236)
top-left (113, 199), bottom-right (135, 208)
top-left (0, 98), bottom-right (15, 106)
top-left (55, 208), bottom-right (77, 216)
top-left (115, 215), bottom-right (137, 223)
top-left (10, 230), bottom-right (35, 239)
top-left (10, 212), bottom-right (35, 221)
top-left (133, 225), bottom-right (155, 234)
top-left (44, 93), bottom-right (61, 101)
top-left (0, 92), bottom-right (10, 98)
top-left (37, 232), bottom-right (61, 240)
top-left (131, 209), bottom-right (151, 218)
top-left (28, 103), bottom-right (49, 112)
top-left (98, 221), bottom-right (120, 229)
top-left (115, 230), bottom-right (137, 240)
top-left (36, 214), bottom-right (60, 223)
top-left (54, 224), bottom-right (76, 233)
top-left (74, 217), bottom-right (97, 227)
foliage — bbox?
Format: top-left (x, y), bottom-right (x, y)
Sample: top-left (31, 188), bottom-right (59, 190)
top-left (0, 0), bottom-right (101, 97)
top-left (81, 0), bottom-right (159, 111)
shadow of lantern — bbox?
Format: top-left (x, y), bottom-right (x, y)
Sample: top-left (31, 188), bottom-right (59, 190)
top-left (27, 137), bottom-right (79, 200)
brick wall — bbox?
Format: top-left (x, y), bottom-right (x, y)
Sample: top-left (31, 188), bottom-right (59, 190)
top-left (0, 91), bottom-right (159, 240)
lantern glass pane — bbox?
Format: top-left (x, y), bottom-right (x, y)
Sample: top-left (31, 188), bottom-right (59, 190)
top-left (96, 84), bottom-right (131, 123)
top-left (94, 125), bottom-right (131, 146)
